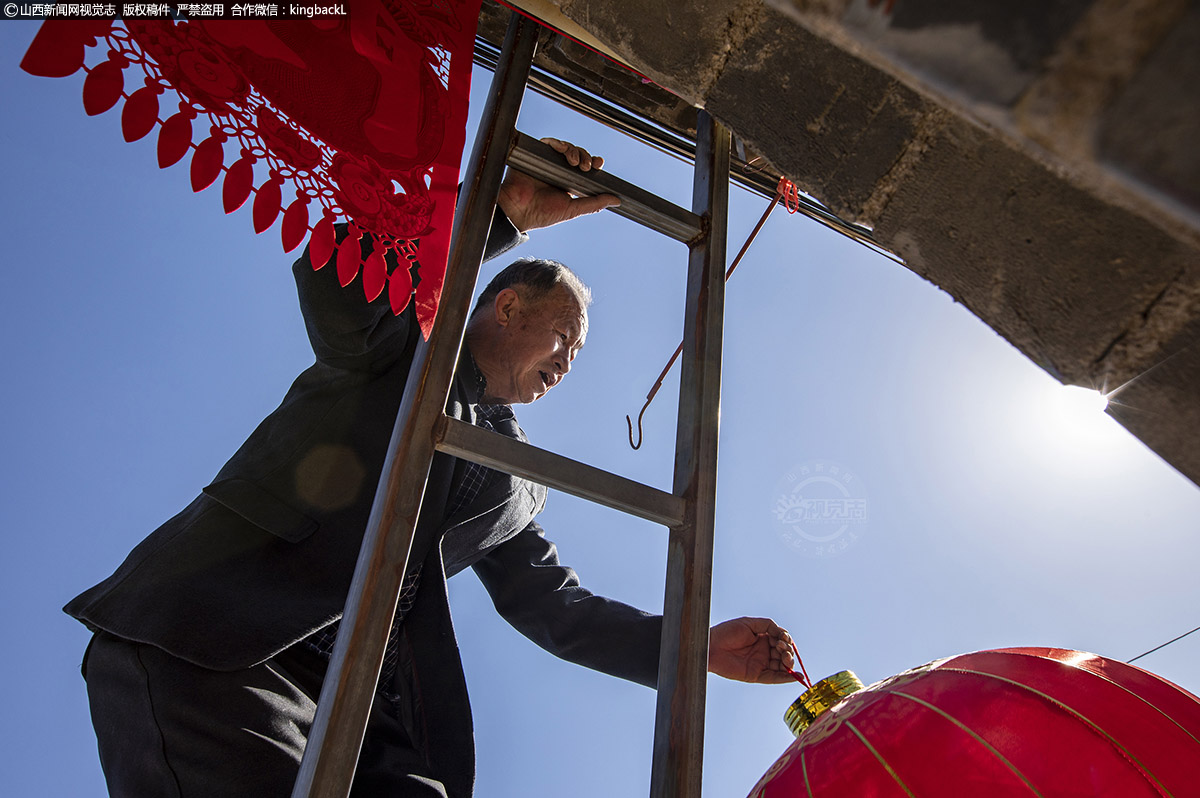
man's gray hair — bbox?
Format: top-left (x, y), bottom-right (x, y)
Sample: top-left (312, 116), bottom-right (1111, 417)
top-left (471, 257), bottom-right (592, 318)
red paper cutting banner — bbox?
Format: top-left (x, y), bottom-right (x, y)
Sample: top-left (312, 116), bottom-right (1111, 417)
top-left (21, 1), bottom-right (483, 339)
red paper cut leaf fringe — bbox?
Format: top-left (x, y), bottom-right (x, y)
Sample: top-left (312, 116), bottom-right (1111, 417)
top-left (281, 197), bottom-right (310, 254)
top-left (122, 84), bottom-right (160, 142)
top-left (363, 249), bottom-right (388, 303)
top-left (190, 134), bottom-right (224, 192)
top-left (223, 156), bottom-right (255, 214)
top-left (157, 109), bottom-right (193, 168)
top-left (414, 275), bottom-right (441, 340)
top-left (82, 58), bottom-right (124, 116)
top-left (22, 20), bottom-right (113, 78)
top-left (337, 227), bottom-right (363, 288)
top-left (389, 253), bottom-right (414, 316)
top-left (21, 5), bottom-right (483, 336)
top-left (309, 216), bottom-right (335, 271)
top-left (253, 177), bottom-right (283, 234)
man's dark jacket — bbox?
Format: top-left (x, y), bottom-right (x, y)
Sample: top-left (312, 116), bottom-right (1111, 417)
top-left (65, 216), bottom-right (662, 796)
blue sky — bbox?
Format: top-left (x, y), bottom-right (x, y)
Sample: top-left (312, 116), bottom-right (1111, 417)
top-left (3, 19), bottom-right (1199, 798)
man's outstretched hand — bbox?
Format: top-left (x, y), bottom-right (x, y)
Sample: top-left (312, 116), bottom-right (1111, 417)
top-left (497, 137), bottom-right (621, 233)
top-left (708, 617), bottom-right (797, 684)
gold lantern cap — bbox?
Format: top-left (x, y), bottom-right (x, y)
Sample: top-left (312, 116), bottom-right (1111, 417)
top-left (784, 670), bottom-right (865, 737)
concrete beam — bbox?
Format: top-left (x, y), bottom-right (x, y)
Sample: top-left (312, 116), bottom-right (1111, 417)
top-left (505, 0), bottom-right (1200, 486)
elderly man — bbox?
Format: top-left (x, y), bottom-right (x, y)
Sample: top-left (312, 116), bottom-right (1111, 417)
top-left (66, 140), bottom-right (794, 797)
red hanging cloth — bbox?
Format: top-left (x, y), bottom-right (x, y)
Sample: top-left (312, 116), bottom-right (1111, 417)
top-left (21, 2), bottom-right (483, 339)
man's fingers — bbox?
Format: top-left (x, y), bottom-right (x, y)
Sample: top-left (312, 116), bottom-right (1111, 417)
top-left (563, 143), bottom-right (582, 166)
top-left (569, 194), bottom-right (621, 217)
top-left (767, 640), bottom-right (795, 671)
top-left (743, 616), bottom-right (791, 642)
top-left (760, 671), bottom-right (800, 685)
top-left (769, 620), bottom-right (795, 649)
top-left (542, 137), bottom-right (580, 166)
top-left (539, 137), bottom-right (603, 172)
top-left (708, 617), bottom-right (803, 684)
top-left (773, 640), bottom-right (795, 670)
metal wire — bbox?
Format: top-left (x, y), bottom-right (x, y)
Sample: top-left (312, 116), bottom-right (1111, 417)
top-left (1128, 623), bottom-right (1200, 664)
top-left (472, 37), bottom-right (903, 266)
top-left (626, 181), bottom-right (784, 449)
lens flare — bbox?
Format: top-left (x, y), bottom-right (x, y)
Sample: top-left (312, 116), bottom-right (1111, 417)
top-left (1038, 383), bottom-right (1121, 460)
top-left (1054, 384), bottom-right (1110, 416)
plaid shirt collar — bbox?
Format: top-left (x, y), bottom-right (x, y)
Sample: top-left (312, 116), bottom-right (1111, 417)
top-left (461, 346), bottom-right (514, 423)
top-left (463, 346), bottom-right (488, 404)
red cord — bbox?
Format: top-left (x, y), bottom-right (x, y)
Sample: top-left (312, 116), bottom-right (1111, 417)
top-left (778, 176), bottom-right (803, 214)
top-left (491, 13), bottom-right (817, 692)
top-left (787, 639), bottom-right (812, 689)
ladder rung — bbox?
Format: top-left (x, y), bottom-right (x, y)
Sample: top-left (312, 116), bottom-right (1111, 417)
top-left (508, 131), bottom-right (704, 244)
top-left (434, 415), bottom-right (685, 527)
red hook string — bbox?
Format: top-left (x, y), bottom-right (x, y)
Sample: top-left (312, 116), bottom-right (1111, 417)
top-left (787, 639), bottom-right (812, 689)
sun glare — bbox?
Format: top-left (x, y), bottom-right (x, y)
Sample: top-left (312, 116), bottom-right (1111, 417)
top-left (1054, 384), bottom-right (1110, 416)
top-left (1037, 383), bottom-right (1121, 459)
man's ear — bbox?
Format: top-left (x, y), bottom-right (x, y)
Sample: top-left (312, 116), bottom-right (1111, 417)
top-left (493, 288), bottom-right (520, 328)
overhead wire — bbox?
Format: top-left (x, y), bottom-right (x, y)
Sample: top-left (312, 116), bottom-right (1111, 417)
top-left (1128, 624), bottom-right (1200, 664)
top-left (471, 36), bottom-right (902, 266)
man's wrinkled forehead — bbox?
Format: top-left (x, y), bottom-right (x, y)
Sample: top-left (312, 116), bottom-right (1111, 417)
top-left (569, 313), bottom-right (588, 350)
top-left (557, 292), bottom-right (588, 348)
top-left (527, 284), bottom-right (587, 334)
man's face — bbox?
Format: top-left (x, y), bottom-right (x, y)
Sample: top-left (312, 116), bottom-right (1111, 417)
top-left (483, 284), bottom-right (587, 405)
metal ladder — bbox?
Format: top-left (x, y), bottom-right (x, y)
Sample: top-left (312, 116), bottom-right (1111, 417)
top-left (292, 12), bottom-right (730, 798)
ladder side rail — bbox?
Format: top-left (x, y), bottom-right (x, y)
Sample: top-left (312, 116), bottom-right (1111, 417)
top-left (649, 111), bottom-right (731, 798)
top-left (434, 415), bottom-right (685, 527)
top-left (290, 13), bottom-right (540, 798)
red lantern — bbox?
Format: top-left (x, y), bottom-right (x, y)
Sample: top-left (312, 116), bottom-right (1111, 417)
top-left (749, 647), bottom-right (1200, 797)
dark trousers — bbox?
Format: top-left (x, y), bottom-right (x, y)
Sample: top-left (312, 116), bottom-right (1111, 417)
top-left (82, 631), bottom-right (449, 797)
